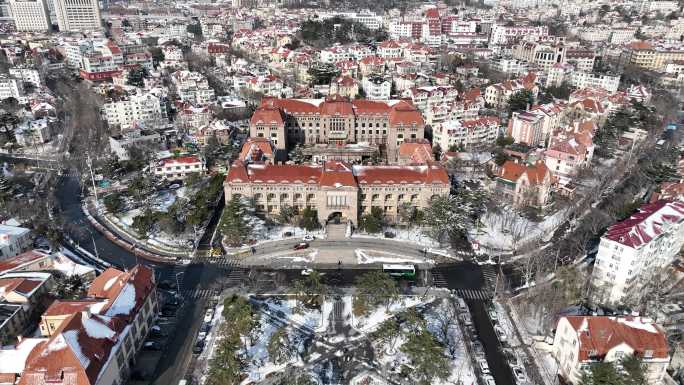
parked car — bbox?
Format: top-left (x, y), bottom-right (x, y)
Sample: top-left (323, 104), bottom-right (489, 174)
top-left (478, 359), bottom-right (490, 374)
top-left (149, 325), bottom-right (167, 337)
top-left (513, 366), bottom-right (527, 383)
top-left (161, 308), bottom-right (176, 317)
top-left (494, 325), bottom-right (507, 343)
top-left (193, 340), bottom-right (204, 354)
top-left (301, 268), bottom-right (315, 276)
top-left (488, 309), bottom-right (498, 321)
top-left (204, 309), bottom-right (214, 323)
top-left (143, 341), bottom-right (162, 351)
top-left (197, 332), bottom-right (207, 341)
top-left (302, 234), bottom-right (315, 241)
top-left (294, 242), bottom-right (309, 250)
top-left (483, 375), bottom-right (496, 385)
top-left (200, 323), bottom-right (211, 333)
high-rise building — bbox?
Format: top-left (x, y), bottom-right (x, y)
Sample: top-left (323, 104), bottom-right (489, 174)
top-left (54, 0), bottom-right (101, 32)
top-left (9, 0), bottom-right (51, 31)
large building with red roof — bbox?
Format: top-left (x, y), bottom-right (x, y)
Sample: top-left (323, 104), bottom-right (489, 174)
top-left (553, 316), bottom-right (670, 385)
top-left (249, 95), bottom-right (425, 158)
top-left (13, 265), bottom-right (158, 385)
top-left (224, 160), bottom-right (449, 225)
top-left (591, 200), bottom-right (684, 306)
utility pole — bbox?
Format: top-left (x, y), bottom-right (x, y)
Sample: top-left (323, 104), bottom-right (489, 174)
top-left (86, 152), bottom-right (99, 208)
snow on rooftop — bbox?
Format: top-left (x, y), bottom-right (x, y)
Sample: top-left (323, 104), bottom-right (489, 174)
top-left (617, 318), bottom-right (658, 334)
top-left (105, 283), bottom-right (136, 317)
top-left (82, 316), bottom-right (116, 340)
top-left (63, 330), bottom-right (91, 368)
top-left (0, 338), bottom-right (47, 374)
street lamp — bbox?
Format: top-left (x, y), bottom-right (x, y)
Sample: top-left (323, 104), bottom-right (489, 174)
top-left (175, 272), bottom-right (184, 293)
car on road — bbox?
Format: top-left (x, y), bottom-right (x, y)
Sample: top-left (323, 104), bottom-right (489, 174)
top-left (161, 307), bottom-right (176, 317)
top-left (197, 332), bottom-right (207, 341)
top-left (143, 341), bottom-right (162, 351)
top-left (204, 309), bottom-right (214, 323)
top-left (169, 183), bottom-right (181, 189)
top-left (512, 366), bottom-right (527, 383)
top-left (483, 375), bottom-right (496, 385)
top-left (200, 323), bottom-right (211, 333)
top-left (488, 309), bottom-right (498, 321)
top-left (494, 325), bottom-right (507, 343)
top-left (294, 242), bottom-right (309, 250)
top-left (478, 359), bottom-right (490, 374)
top-left (301, 268), bottom-right (314, 276)
top-left (193, 340), bottom-right (204, 354)
top-left (302, 234), bottom-right (315, 241)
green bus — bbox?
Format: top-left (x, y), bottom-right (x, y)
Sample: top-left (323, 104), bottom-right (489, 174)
top-left (383, 264), bottom-right (416, 280)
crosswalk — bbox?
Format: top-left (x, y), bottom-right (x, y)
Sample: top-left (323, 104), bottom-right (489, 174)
top-left (456, 288), bottom-right (493, 301)
top-left (181, 288), bottom-right (218, 300)
top-left (432, 270), bottom-right (449, 288)
top-left (226, 268), bottom-right (248, 286)
top-left (481, 265), bottom-right (497, 291)
top-left (194, 255), bottom-right (244, 268)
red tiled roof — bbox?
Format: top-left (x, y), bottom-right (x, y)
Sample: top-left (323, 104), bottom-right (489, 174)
top-left (398, 140), bottom-right (433, 164)
top-left (603, 200), bottom-right (684, 248)
top-left (43, 300), bottom-right (101, 317)
top-left (0, 250), bottom-right (50, 274)
top-left (238, 137), bottom-right (274, 163)
top-left (499, 160), bottom-right (550, 186)
top-left (159, 155), bottom-right (202, 166)
top-left (250, 106), bottom-right (285, 126)
top-left (87, 265), bottom-right (154, 321)
top-left (0, 277), bottom-right (43, 298)
top-left (563, 316), bottom-right (669, 362)
top-left (352, 164), bottom-right (449, 185)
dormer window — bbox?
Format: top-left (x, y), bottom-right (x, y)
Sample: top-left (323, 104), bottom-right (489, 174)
top-left (644, 350), bottom-right (653, 358)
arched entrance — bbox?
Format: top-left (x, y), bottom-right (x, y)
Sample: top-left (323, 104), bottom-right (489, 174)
top-left (327, 211), bottom-right (344, 225)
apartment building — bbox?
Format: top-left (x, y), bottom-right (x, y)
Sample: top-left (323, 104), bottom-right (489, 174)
top-left (102, 91), bottom-right (168, 131)
top-left (361, 75), bottom-right (391, 100)
top-left (484, 72), bottom-right (538, 109)
top-left (553, 316), bottom-right (669, 385)
top-left (433, 116), bottom-right (499, 152)
top-left (544, 121), bottom-right (595, 186)
top-left (170, 70), bottom-right (215, 106)
top-left (0, 224), bottom-right (31, 260)
top-left (620, 41), bottom-right (684, 70)
top-left (224, 161), bottom-right (450, 226)
top-left (18, 265), bottom-right (158, 385)
top-left (249, 96), bottom-right (425, 155)
top-left (0, 75), bottom-right (24, 101)
top-left (9, 67), bottom-right (40, 87)
top-left (591, 200), bottom-right (684, 306)
top-left (9, 0), bottom-right (50, 31)
top-left (54, 0), bottom-right (101, 31)
top-left (489, 58), bottom-right (529, 76)
top-left (489, 24), bottom-right (548, 45)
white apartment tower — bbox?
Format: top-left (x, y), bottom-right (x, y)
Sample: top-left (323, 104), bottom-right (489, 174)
top-left (54, 0), bottom-right (101, 32)
top-left (9, 0), bottom-right (51, 31)
top-left (590, 200), bottom-right (684, 306)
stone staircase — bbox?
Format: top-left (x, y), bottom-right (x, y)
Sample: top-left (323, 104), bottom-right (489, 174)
top-left (326, 223), bottom-right (348, 240)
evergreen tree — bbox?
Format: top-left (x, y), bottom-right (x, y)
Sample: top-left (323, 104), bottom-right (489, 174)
top-left (299, 207), bottom-right (320, 231)
top-left (288, 143), bottom-right (306, 164)
top-left (579, 361), bottom-right (624, 385)
top-left (218, 195), bottom-right (254, 247)
top-left (359, 207), bottom-right (384, 233)
top-left (354, 271), bottom-right (399, 315)
top-left (401, 330), bottom-right (450, 385)
top-left (372, 318), bottom-right (401, 353)
top-left (292, 271), bottom-right (327, 309)
top-left (0, 173), bottom-right (11, 201)
top-left (276, 204), bottom-right (297, 225)
top-left (267, 326), bottom-right (291, 364)
top-left (507, 89), bottom-right (535, 116)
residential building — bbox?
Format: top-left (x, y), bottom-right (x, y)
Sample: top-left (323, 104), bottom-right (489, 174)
top-left (544, 121), bottom-right (596, 186)
top-left (0, 75), bottom-right (24, 101)
top-left (153, 155), bottom-right (206, 180)
top-left (249, 96), bottom-right (425, 155)
top-left (170, 70), bottom-right (215, 106)
top-left (508, 110), bottom-right (546, 147)
top-left (553, 316), bottom-right (669, 385)
top-left (489, 24), bottom-right (548, 45)
top-left (224, 161), bottom-right (450, 225)
top-left (361, 75), bottom-right (391, 100)
top-left (54, 0), bottom-right (101, 31)
top-left (102, 91), bottom-right (168, 131)
top-left (396, 139), bottom-right (433, 165)
top-left (620, 41), bottom-right (684, 71)
top-left (0, 302), bottom-right (27, 344)
top-left (489, 58), bottom-right (529, 76)
top-left (494, 160), bottom-right (553, 208)
top-left (484, 72), bottom-right (538, 109)
top-left (109, 130), bottom-right (163, 161)
top-left (238, 137), bottom-right (275, 164)
top-left (330, 75), bottom-right (359, 99)
top-left (9, 0), bottom-right (51, 32)
top-left (433, 116), bottom-right (500, 152)
top-left (0, 224), bottom-right (31, 260)
top-left (0, 272), bottom-right (54, 336)
top-left (18, 265), bottom-right (158, 385)
top-left (9, 67), bottom-right (40, 88)
top-left (591, 200), bottom-right (684, 306)
top-left (0, 250), bottom-right (96, 280)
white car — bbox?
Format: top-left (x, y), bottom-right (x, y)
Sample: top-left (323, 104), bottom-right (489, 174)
top-left (197, 332), bottom-right (207, 341)
top-left (303, 234), bottom-right (315, 241)
top-left (483, 375), bottom-right (495, 385)
top-left (513, 366), bottom-right (527, 383)
top-left (203, 309), bottom-right (214, 323)
top-left (478, 359), bottom-right (490, 374)
top-left (301, 268), bottom-right (315, 276)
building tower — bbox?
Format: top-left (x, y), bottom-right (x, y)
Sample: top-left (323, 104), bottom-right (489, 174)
top-left (53, 0), bottom-right (101, 32)
top-left (9, 0), bottom-right (51, 31)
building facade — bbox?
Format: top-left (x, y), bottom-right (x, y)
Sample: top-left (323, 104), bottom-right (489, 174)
top-left (224, 161), bottom-right (450, 226)
top-left (9, 0), bottom-right (51, 31)
top-left (553, 316), bottom-right (669, 385)
top-left (54, 0), bottom-right (101, 31)
top-left (249, 96), bottom-right (425, 156)
top-left (590, 200), bottom-right (684, 306)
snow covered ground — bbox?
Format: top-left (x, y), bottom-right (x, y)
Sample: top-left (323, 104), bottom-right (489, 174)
top-left (354, 249), bottom-right (433, 265)
top-left (473, 206), bottom-right (568, 252)
top-left (353, 226), bottom-right (440, 248)
top-left (353, 295), bottom-right (433, 333)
